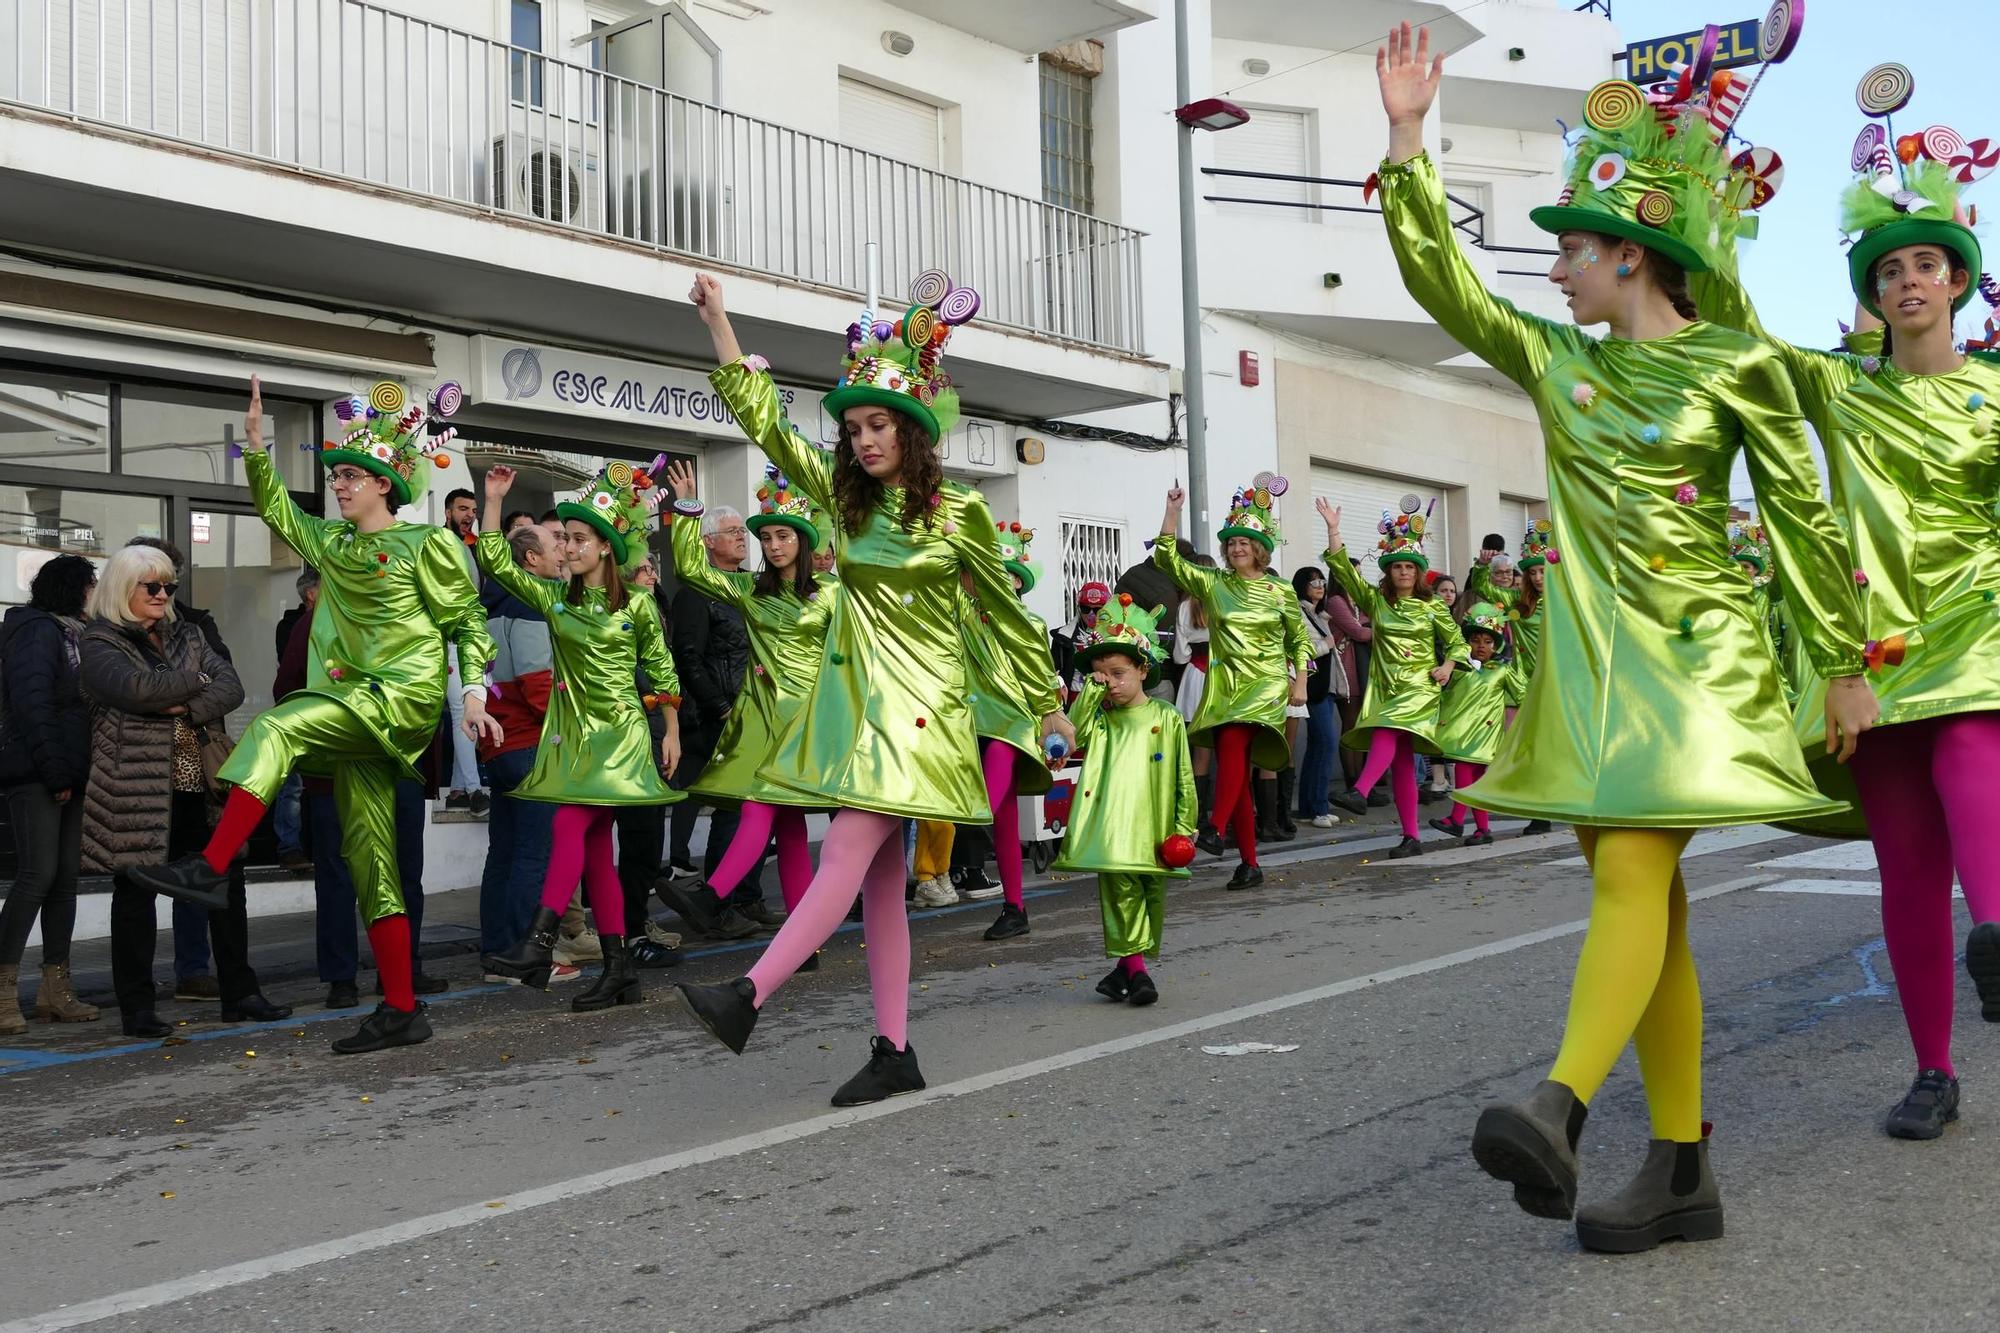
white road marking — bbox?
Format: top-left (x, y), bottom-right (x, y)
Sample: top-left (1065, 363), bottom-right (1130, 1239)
top-left (1378, 832), bottom-right (1579, 869)
top-left (1542, 824), bottom-right (1797, 867)
top-left (1, 874), bottom-right (1776, 1333)
top-left (1757, 877), bottom-right (1962, 898)
top-left (1756, 842), bottom-right (1881, 871)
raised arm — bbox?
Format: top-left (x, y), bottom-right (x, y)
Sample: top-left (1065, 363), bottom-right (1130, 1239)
top-left (1151, 484), bottom-right (1218, 601)
top-left (242, 376), bottom-right (332, 566)
top-left (1314, 498), bottom-right (1380, 618)
top-left (663, 460), bottom-right (757, 613)
top-left (1691, 238), bottom-right (1873, 428)
top-left (951, 488), bottom-right (1062, 725)
top-left (1728, 345), bottom-right (1878, 761)
top-left (474, 465), bottom-right (559, 615)
top-left (695, 274), bottom-right (835, 515)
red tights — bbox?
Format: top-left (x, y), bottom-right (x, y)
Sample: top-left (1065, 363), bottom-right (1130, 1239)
top-left (1211, 724), bottom-right (1260, 866)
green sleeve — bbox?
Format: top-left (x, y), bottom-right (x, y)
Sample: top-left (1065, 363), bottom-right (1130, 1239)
top-left (1692, 243), bottom-right (1869, 428)
top-left (1167, 707), bottom-right (1197, 841)
top-left (953, 488), bottom-right (1060, 718)
top-left (1466, 561), bottom-right (1516, 612)
top-left (1322, 546), bottom-right (1380, 620)
top-left (1376, 152), bottom-right (1573, 389)
top-left (1501, 662), bottom-right (1528, 707)
top-left (632, 589), bottom-right (680, 698)
top-left (419, 528), bottom-right (496, 683)
top-left (1152, 531), bottom-right (1219, 602)
top-left (669, 514), bottom-right (757, 612)
top-left (1435, 600), bottom-right (1473, 668)
top-left (1728, 344), bottom-right (1868, 675)
top-left (473, 531), bottom-right (559, 615)
top-left (1278, 582), bottom-right (1313, 673)
top-left (710, 357), bottom-right (834, 516)
top-left (246, 448), bottom-right (331, 566)
top-left (1065, 681), bottom-right (1106, 749)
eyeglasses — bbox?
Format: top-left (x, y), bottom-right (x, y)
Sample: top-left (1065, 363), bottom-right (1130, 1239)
top-left (714, 526), bottom-right (749, 539)
top-left (328, 468), bottom-right (374, 488)
top-left (138, 580), bottom-right (180, 598)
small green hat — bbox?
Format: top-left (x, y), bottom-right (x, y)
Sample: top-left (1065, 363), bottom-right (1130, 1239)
top-left (1073, 591), bottom-right (1165, 683)
top-left (1460, 601), bottom-right (1509, 646)
top-left (994, 520), bottom-right (1041, 593)
top-left (556, 459), bottom-right (657, 571)
top-left (1842, 158), bottom-right (1982, 317)
top-left (1729, 521), bottom-right (1771, 577)
top-left (746, 462), bottom-right (824, 551)
top-left (322, 380), bottom-right (464, 509)
top-left (1517, 518), bottom-right (1559, 571)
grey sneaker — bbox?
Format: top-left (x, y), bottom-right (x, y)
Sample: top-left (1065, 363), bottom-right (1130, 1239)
top-left (911, 876), bottom-right (958, 908)
top-left (552, 930), bottom-right (602, 965)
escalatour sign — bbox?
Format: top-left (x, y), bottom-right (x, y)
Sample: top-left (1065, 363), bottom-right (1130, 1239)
top-left (1622, 18), bottom-right (1761, 84)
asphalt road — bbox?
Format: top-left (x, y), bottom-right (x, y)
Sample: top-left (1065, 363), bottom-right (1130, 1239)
top-left (3, 820), bottom-right (1995, 1333)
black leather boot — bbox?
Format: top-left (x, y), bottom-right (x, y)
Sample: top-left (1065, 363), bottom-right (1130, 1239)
top-left (480, 907), bottom-right (559, 989)
top-left (572, 935), bottom-right (640, 1012)
top-left (1273, 771), bottom-right (1298, 839)
top-left (1253, 777), bottom-right (1279, 842)
top-left (1965, 921), bottom-right (2000, 1021)
top-left (830, 1036), bottom-right (925, 1106)
top-left (1574, 1135), bottom-right (1724, 1253)
top-left (1471, 1079), bottom-right (1589, 1219)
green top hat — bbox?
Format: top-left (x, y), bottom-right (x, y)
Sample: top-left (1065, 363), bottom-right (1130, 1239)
top-left (557, 458), bottom-right (658, 571)
top-left (1729, 521), bottom-right (1772, 576)
top-left (1842, 158), bottom-right (1982, 317)
top-left (1073, 591), bottom-right (1165, 682)
top-left (1460, 601), bottom-right (1509, 646)
top-left (994, 520), bottom-right (1041, 593)
top-left (1375, 499), bottom-right (1431, 574)
top-left (1219, 473), bottom-right (1288, 552)
top-left (1518, 518), bottom-right (1559, 571)
top-left (322, 380), bottom-right (464, 509)
top-left (747, 462), bottom-right (825, 551)
top-left (826, 268), bottom-right (976, 445)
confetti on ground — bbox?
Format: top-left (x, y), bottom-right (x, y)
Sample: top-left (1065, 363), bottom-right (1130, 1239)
top-left (1201, 1042), bottom-right (1301, 1057)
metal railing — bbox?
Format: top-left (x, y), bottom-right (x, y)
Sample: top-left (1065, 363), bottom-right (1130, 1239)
top-left (1575, 0), bottom-right (1612, 16)
top-left (0, 0), bottom-right (1147, 354)
top-left (1199, 166), bottom-right (1558, 275)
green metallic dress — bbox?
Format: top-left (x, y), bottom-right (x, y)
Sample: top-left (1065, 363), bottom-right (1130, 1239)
top-left (958, 589), bottom-right (1058, 797)
top-left (1326, 551), bottom-right (1470, 750)
top-left (1697, 270), bottom-right (2000, 835)
top-left (669, 515), bottom-right (836, 807)
top-left (474, 532), bottom-right (680, 807)
top-left (1152, 544), bottom-right (1311, 770)
top-left (226, 448), bottom-right (494, 784)
top-left (1422, 659), bottom-right (1527, 765)
top-left (712, 357), bottom-right (1061, 823)
top-left (1467, 564), bottom-right (1545, 681)
top-left (1379, 151), bottom-right (1868, 827)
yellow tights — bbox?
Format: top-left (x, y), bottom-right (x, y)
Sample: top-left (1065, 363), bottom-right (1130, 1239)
top-left (1546, 827), bottom-right (1704, 1142)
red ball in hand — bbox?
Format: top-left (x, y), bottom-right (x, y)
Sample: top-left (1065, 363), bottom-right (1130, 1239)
top-left (1159, 835), bottom-right (1197, 869)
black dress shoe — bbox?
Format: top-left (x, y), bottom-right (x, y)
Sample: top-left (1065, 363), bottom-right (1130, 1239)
top-left (1126, 971), bottom-right (1159, 1006)
top-left (1195, 827), bottom-right (1227, 858)
top-left (678, 977), bottom-right (758, 1054)
top-left (220, 994), bottom-right (294, 1022)
top-left (1331, 788), bottom-right (1368, 816)
top-left (121, 1010), bottom-right (172, 1039)
top-left (1226, 862), bottom-right (1264, 890)
top-left (1522, 820), bottom-right (1553, 836)
top-left (1366, 790), bottom-right (1391, 808)
top-left (658, 882), bottom-right (760, 939)
top-left (1419, 787), bottom-right (1449, 806)
top-left (1965, 922), bottom-right (2000, 1021)
top-left (124, 855), bottom-right (230, 911)
top-left (983, 903), bottom-right (1030, 940)
top-left (1094, 965), bottom-right (1130, 1001)
top-left (738, 900), bottom-right (789, 930)
top-left (830, 1036), bottom-right (925, 1106)
top-left (1885, 1068), bottom-right (1961, 1140)
top-left (1464, 831), bottom-right (1495, 847)
top-left (1429, 816), bottom-right (1465, 837)
top-left (1387, 835), bottom-right (1423, 859)
top-left (330, 1002), bottom-right (432, 1055)
top-left (325, 980), bottom-right (360, 1009)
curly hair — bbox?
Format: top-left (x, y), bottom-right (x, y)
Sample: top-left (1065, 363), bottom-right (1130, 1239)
top-left (833, 410), bottom-right (942, 537)
top-left (29, 554), bottom-right (96, 618)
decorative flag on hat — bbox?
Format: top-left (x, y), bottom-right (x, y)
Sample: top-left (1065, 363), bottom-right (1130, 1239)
top-left (747, 462), bottom-right (825, 551)
top-left (1219, 472), bottom-right (1288, 552)
top-left (323, 380), bottom-right (463, 508)
top-left (556, 459), bottom-right (658, 571)
top-left (825, 267), bottom-right (975, 446)
top-left (1518, 518), bottom-right (1560, 570)
top-left (993, 520), bottom-right (1042, 593)
top-left (1073, 591), bottom-right (1165, 679)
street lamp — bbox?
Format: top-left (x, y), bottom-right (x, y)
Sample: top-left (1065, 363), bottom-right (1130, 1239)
top-left (1173, 0), bottom-right (1249, 554)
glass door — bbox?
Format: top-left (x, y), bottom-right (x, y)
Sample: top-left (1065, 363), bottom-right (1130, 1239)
top-left (185, 506), bottom-right (304, 738)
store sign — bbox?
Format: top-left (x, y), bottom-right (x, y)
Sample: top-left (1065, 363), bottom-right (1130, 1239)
top-left (191, 511), bottom-right (212, 545)
top-left (466, 337), bottom-right (1015, 477)
top-left (1623, 20), bottom-right (1761, 83)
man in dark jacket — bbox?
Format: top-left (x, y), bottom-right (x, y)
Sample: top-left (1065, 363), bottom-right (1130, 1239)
top-left (663, 505), bottom-right (769, 936)
top-left (268, 568), bottom-right (319, 873)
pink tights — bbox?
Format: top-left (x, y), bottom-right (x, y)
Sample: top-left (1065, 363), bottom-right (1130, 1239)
top-left (540, 805), bottom-right (624, 938)
top-left (1449, 762), bottom-right (1491, 834)
top-left (706, 801), bottom-right (814, 912)
top-left (984, 740), bottom-right (1026, 910)
top-left (1354, 729), bottom-right (1421, 839)
top-left (1852, 711), bottom-right (2000, 1077)
top-left (745, 809), bottom-right (912, 1048)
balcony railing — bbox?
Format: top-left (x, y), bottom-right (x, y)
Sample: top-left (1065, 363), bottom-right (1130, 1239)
top-left (1200, 167), bottom-right (1558, 278)
top-left (0, 0), bottom-right (1146, 354)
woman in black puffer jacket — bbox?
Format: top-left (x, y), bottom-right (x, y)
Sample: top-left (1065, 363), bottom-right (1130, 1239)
top-left (0, 554), bottom-right (100, 1034)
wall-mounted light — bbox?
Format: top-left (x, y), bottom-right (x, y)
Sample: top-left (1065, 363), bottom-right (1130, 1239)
top-left (1440, 136), bottom-right (1454, 152)
top-left (1016, 436), bottom-right (1046, 465)
top-left (1241, 57), bottom-right (1270, 76)
top-left (882, 30), bottom-right (915, 56)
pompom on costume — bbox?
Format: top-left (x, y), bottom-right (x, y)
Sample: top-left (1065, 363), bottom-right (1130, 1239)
top-left (1379, 29), bottom-right (1871, 1249)
top-left (1055, 594), bottom-right (1196, 997)
top-left (1692, 59), bottom-right (2000, 1103)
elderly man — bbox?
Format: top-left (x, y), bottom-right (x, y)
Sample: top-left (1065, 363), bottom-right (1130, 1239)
top-left (661, 504), bottom-right (766, 939)
top-left (477, 523), bottom-right (560, 961)
top-left (438, 488), bottom-right (487, 816)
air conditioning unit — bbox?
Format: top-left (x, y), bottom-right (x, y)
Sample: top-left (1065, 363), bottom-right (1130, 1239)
top-left (490, 134), bottom-right (603, 230)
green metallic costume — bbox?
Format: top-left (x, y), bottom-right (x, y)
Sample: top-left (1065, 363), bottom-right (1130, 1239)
top-left (1325, 552), bottom-right (1469, 751)
top-left (1150, 543), bottom-right (1311, 771)
top-left (218, 448), bottom-right (494, 921)
top-left (1379, 151), bottom-right (1868, 827)
top-left (1467, 564), bottom-right (1545, 681)
top-left (472, 532), bottom-right (679, 807)
top-left (711, 357), bottom-right (1059, 823)
top-left (668, 515), bottom-right (835, 806)
top-left (1053, 685), bottom-right (1196, 958)
top-left (1423, 658), bottom-right (1527, 766)
top-left (958, 589), bottom-right (1058, 797)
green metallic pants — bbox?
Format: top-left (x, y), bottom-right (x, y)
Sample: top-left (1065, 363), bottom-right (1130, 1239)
top-left (1098, 872), bottom-right (1165, 960)
top-left (218, 694), bottom-right (410, 924)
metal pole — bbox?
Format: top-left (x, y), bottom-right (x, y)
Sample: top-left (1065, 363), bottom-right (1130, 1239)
top-left (1174, 0), bottom-right (1208, 554)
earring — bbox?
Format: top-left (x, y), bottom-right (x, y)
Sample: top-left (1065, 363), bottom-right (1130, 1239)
top-left (1615, 263), bottom-right (1632, 278)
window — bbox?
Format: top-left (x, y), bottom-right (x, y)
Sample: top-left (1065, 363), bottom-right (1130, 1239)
top-left (1040, 58), bottom-right (1094, 214)
top-left (510, 0), bottom-right (545, 108)
top-left (838, 77), bottom-right (942, 170)
top-left (1444, 178), bottom-right (1493, 244)
top-left (121, 383), bottom-right (317, 491)
top-left (1059, 515), bottom-right (1125, 613)
top-left (1212, 107), bottom-right (1312, 211)
top-left (1310, 465), bottom-right (1452, 583)
top-left (0, 370), bottom-right (110, 474)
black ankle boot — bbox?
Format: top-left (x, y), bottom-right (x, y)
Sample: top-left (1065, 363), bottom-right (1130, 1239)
top-left (830, 1036), bottom-right (925, 1106)
top-left (125, 854), bottom-right (230, 911)
top-left (678, 976), bottom-right (758, 1053)
top-left (1275, 768), bottom-right (1299, 836)
top-left (1332, 787), bottom-right (1368, 817)
top-left (1574, 1135), bottom-right (1724, 1253)
top-left (1253, 777), bottom-right (1279, 841)
top-left (1195, 826), bottom-right (1226, 858)
top-left (1472, 1079), bottom-right (1589, 1219)
top-left (1226, 861), bottom-right (1264, 890)
top-left (480, 907), bottom-right (560, 989)
top-left (1965, 922), bottom-right (2000, 1021)
top-left (572, 935), bottom-right (640, 1012)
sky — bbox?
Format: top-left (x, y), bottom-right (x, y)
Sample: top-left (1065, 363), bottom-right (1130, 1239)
top-left (1601, 0), bottom-right (1993, 348)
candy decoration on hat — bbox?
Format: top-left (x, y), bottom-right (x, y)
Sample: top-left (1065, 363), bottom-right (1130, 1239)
top-left (368, 381), bottom-right (406, 415)
top-left (1707, 72), bottom-right (1750, 137)
top-left (1852, 124), bottom-right (1886, 173)
top-left (1219, 478), bottom-right (1285, 553)
top-left (1374, 505), bottom-right (1430, 573)
top-left (1729, 522), bottom-right (1773, 578)
top-left (994, 520), bottom-right (1042, 593)
top-left (937, 285), bottom-right (982, 326)
top-left (748, 461), bottom-right (825, 552)
top-left (319, 380), bottom-right (460, 508)
top-left (556, 461), bottom-right (657, 570)
top-left (1584, 78), bottom-right (1647, 132)
top-left (1759, 0), bottom-right (1804, 63)
top-left (1952, 138), bottom-right (2000, 184)
top-left (1518, 519), bottom-right (1559, 570)
top-left (1922, 125), bottom-right (1968, 163)
top-left (429, 381), bottom-right (464, 418)
top-left (1842, 75), bottom-right (1985, 316)
top-left (1636, 188), bottom-right (1677, 227)
top-left (908, 268), bottom-right (952, 307)
top-left (1857, 62), bottom-right (1915, 117)
top-left (1727, 147), bottom-right (1783, 209)
top-left (827, 268), bottom-right (969, 444)
top-left (1073, 589), bottom-right (1166, 682)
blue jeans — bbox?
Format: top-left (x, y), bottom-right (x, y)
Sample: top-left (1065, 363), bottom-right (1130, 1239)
top-left (272, 770), bottom-right (304, 854)
top-left (479, 747), bottom-right (554, 953)
top-left (310, 781), bottom-right (427, 983)
top-left (1298, 696), bottom-right (1338, 818)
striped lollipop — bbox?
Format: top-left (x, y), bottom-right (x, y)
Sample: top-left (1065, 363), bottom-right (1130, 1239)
top-left (937, 285), bottom-right (981, 326)
top-left (1921, 125), bottom-right (1968, 163)
top-left (1635, 189), bottom-right (1676, 227)
top-left (1582, 79), bottom-right (1647, 132)
top-left (909, 268), bottom-right (952, 308)
top-left (429, 381), bottom-right (464, 419)
top-left (1759, 0), bottom-right (1803, 63)
top-left (1851, 124), bottom-right (1885, 173)
top-left (1857, 62), bottom-right (1914, 117)
top-left (1952, 138), bottom-right (2000, 184)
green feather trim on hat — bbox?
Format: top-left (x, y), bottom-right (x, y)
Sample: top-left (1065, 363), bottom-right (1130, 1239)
top-left (1841, 159), bottom-right (1982, 315)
